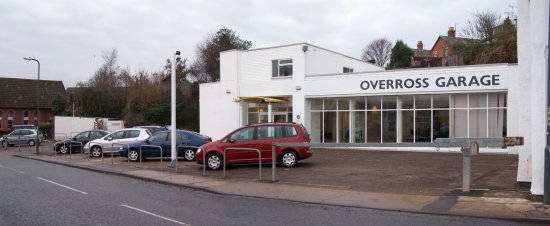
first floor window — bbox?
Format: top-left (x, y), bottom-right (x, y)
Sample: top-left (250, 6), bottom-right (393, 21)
top-left (272, 59), bottom-right (293, 77)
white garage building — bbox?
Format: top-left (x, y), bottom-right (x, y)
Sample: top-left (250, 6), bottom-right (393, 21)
top-left (200, 0), bottom-right (548, 196)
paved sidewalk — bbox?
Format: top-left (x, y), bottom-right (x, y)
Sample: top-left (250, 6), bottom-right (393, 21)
top-left (4, 145), bottom-right (550, 221)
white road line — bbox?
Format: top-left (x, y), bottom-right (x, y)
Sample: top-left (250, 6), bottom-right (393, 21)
top-left (121, 204), bottom-right (191, 226)
top-left (37, 177), bottom-right (88, 195)
top-left (0, 164), bottom-right (25, 174)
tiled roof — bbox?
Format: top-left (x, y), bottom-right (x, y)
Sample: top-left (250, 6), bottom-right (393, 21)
top-left (413, 49), bottom-right (431, 58)
top-left (440, 36), bottom-right (478, 46)
top-left (0, 77), bottom-right (65, 109)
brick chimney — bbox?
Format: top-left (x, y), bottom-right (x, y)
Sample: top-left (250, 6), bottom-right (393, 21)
top-left (417, 41), bottom-right (423, 50)
top-left (448, 27), bottom-right (456, 38)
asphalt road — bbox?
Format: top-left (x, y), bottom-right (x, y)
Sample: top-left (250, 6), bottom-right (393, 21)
top-left (0, 153), bottom-right (543, 226)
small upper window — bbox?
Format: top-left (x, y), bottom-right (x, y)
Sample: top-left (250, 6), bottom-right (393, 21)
top-left (343, 67), bottom-right (354, 73)
top-left (272, 59), bottom-right (293, 77)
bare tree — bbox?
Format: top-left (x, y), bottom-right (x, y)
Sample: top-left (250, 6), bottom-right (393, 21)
top-left (84, 49), bottom-right (121, 89)
top-left (361, 37), bottom-right (393, 67)
top-left (460, 10), bottom-right (501, 41)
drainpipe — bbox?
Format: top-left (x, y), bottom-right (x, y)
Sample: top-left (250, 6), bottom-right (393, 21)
top-left (544, 1), bottom-right (550, 205)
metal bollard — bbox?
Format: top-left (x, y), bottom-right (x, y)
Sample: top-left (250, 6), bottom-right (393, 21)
top-left (223, 148), bottom-right (261, 180)
top-left (272, 144), bottom-right (276, 182)
top-left (139, 145), bottom-right (162, 170)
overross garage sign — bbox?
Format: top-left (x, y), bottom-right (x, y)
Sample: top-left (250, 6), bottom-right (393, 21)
top-left (303, 67), bottom-right (509, 96)
top-left (359, 74), bottom-right (501, 91)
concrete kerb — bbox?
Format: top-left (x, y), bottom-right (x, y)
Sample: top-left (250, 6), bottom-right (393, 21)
top-left (10, 153), bottom-right (550, 223)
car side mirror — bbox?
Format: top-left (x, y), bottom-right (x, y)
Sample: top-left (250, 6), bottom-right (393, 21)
top-left (106, 136), bottom-right (113, 141)
top-left (228, 139), bottom-right (236, 143)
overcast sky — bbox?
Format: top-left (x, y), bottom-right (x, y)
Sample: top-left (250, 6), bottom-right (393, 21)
top-left (1, 0), bottom-right (516, 87)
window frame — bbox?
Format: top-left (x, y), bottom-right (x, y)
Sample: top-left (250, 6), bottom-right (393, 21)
top-left (343, 67), bottom-right (354, 73)
top-left (272, 59), bottom-right (293, 78)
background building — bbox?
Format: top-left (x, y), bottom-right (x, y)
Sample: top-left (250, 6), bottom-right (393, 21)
top-left (0, 77), bottom-right (65, 134)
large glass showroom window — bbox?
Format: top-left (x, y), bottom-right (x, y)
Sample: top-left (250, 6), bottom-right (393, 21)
top-left (309, 93), bottom-right (506, 143)
top-left (246, 102), bottom-right (293, 124)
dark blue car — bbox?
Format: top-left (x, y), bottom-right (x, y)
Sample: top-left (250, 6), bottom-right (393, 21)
top-left (119, 130), bottom-right (211, 161)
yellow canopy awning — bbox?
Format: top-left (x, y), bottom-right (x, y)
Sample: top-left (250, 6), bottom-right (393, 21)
top-left (234, 96), bottom-right (289, 103)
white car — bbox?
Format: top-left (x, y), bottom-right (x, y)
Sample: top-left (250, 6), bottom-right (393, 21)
top-left (83, 128), bottom-right (152, 157)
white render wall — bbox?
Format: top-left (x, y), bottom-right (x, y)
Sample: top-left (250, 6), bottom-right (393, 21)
top-left (514, 0), bottom-right (549, 195)
top-left (305, 45), bottom-right (384, 76)
top-left (201, 43), bottom-right (381, 137)
top-left (199, 82), bottom-right (241, 141)
top-left (54, 116), bottom-right (124, 140)
top-left (236, 45), bottom-right (300, 97)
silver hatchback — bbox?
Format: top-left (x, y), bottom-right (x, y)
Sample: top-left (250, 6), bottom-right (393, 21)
top-left (1, 129), bottom-right (43, 147)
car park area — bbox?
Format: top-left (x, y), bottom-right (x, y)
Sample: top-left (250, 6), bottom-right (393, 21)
top-left (2, 143), bottom-right (525, 197)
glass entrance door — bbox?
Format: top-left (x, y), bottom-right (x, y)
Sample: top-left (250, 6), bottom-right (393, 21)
top-left (273, 113), bottom-right (287, 122)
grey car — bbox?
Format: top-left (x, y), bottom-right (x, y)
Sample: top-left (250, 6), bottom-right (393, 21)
top-left (1, 129), bottom-right (43, 147)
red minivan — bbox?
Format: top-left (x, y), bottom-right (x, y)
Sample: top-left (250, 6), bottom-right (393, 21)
top-left (196, 122), bottom-right (312, 170)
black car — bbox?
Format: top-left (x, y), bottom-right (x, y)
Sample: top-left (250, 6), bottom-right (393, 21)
top-left (54, 130), bottom-right (110, 154)
top-left (120, 130), bottom-right (211, 161)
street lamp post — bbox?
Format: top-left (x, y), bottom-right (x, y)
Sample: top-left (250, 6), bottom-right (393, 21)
top-left (170, 51), bottom-right (181, 168)
top-left (23, 57), bottom-right (40, 155)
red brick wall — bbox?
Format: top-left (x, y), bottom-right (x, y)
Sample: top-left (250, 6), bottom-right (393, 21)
top-left (0, 108), bottom-right (52, 132)
top-left (431, 38), bottom-right (452, 58)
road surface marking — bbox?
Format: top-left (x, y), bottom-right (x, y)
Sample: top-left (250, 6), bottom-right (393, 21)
top-left (121, 204), bottom-right (191, 226)
top-left (0, 164), bottom-right (25, 174)
top-left (37, 177), bottom-right (88, 195)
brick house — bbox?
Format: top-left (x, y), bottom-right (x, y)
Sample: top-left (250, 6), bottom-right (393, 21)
top-left (492, 17), bottom-right (517, 42)
top-left (411, 41), bottom-right (441, 68)
top-left (0, 77), bottom-right (65, 133)
top-left (430, 27), bottom-right (476, 66)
